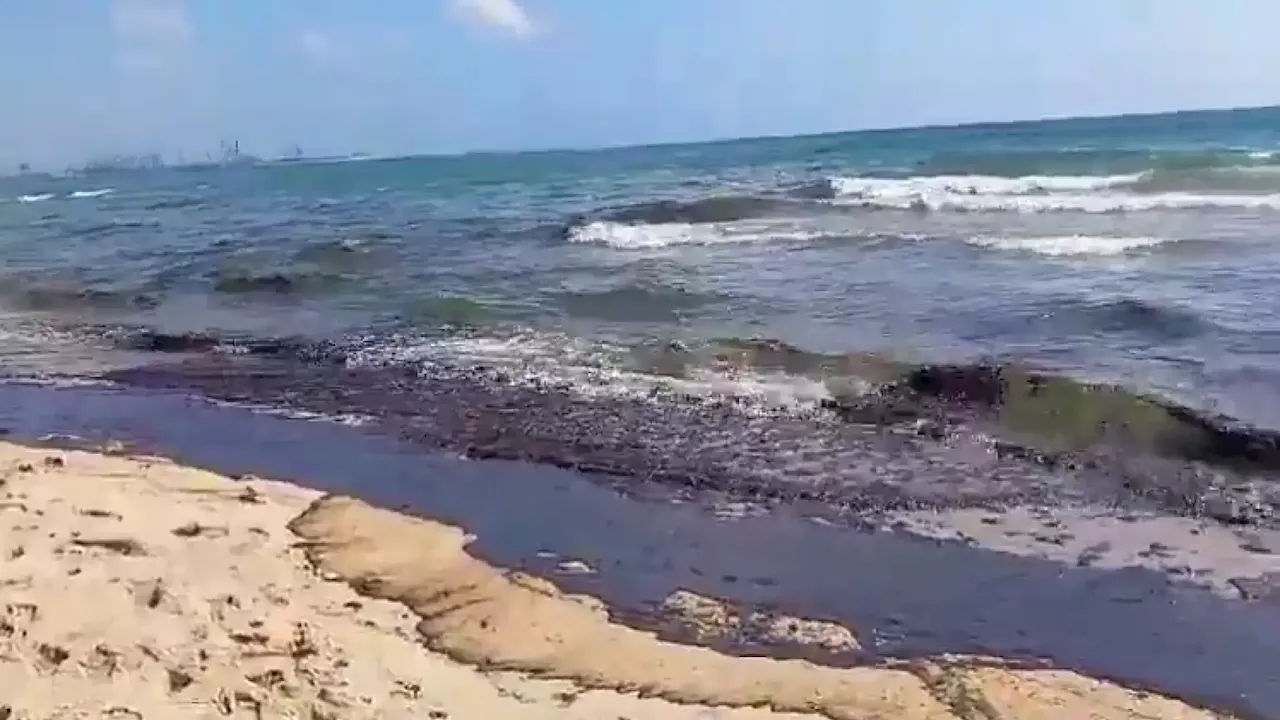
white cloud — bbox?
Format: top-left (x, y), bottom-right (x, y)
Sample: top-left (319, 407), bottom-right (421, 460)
top-left (449, 0), bottom-right (539, 39)
top-left (111, 0), bottom-right (191, 74)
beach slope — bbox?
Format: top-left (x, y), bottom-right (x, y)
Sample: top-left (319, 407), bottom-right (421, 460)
top-left (0, 441), bottom-right (1234, 719)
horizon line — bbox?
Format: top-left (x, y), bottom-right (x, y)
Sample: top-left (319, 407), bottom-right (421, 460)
top-left (19, 101), bottom-right (1280, 174)
top-left (474, 102), bottom-right (1280, 158)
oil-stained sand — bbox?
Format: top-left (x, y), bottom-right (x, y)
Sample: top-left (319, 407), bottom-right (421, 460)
top-left (290, 494), bottom-right (1234, 720)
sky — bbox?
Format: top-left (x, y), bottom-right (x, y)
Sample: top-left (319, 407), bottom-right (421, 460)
top-left (3, 0), bottom-right (1280, 169)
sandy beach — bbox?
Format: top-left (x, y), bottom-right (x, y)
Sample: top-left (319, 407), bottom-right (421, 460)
top-left (0, 439), bottom-right (1241, 720)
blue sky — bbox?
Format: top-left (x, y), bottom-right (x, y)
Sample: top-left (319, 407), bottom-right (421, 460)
top-left (3, 0), bottom-right (1279, 168)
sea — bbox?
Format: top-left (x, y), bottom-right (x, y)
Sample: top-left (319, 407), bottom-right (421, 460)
top-left (4, 105), bottom-right (1280, 715)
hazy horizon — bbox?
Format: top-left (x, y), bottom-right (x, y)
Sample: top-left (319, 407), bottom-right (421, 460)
top-left (10, 102), bottom-right (1273, 177)
top-left (5, 0), bottom-right (1280, 169)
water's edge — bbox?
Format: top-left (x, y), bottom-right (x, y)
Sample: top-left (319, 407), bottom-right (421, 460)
top-left (1, 380), bottom-right (1277, 718)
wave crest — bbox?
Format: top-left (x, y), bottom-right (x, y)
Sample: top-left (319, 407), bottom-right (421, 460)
top-left (966, 235), bottom-right (1170, 256)
top-left (828, 173), bottom-right (1140, 198)
top-left (565, 219), bottom-right (824, 249)
top-left (823, 172), bottom-right (1280, 213)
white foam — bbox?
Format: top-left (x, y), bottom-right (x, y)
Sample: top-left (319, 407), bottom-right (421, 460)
top-left (566, 220), bottom-right (823, 249)
top-left (17, 193), bottom-right (54, 204)
top-left (834, 189), bottom-right (1280, 213)
top-left (674, 367), bottom-right (835, 407)
top-left (348, 331), bottom-right (838, 410)
top-left (825, 173), bottom-right (1280, 213)
top-left (0, 375), bottom-right (118, 390)
top-left (967, 235), bottom-right (1170, 257)
top-left (68, 188), bottom-right (114, 199)
top-left (828, 173), bottom-right (1141, 198)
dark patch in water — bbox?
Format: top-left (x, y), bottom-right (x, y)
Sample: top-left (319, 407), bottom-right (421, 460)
top-left (709, 337), bottom-right (907, 380)
top-left (395, 295), bottom-right (498, 328)
top-left (209, 268), bottom-right (347, 296)
top-left (893, 363), bottom-right (1280, 474)
top-left (710, 337), bottom-right (1280, 482)
top-left (0, 380), bottom-right (1276, 719)
top-left (101, 349), bottom-right (1063, 511)
top-left (213, 272), bottom-right (298, 294)
top-left (115, 332), bottom-right (223, 354)
top-left (548, 283), bottom-right (725, 323)
top-left (0, 284), bottom-right (160, 312)
top-left (999, 296), bottom-right (1213, 342)
top-left (104, 328), bottom-right (337, 359)
top-left (0, 271), bottom-right (162, 313)
top-left (63, 220), bottom-right (160, 239)
top-left (290, 238), bottom-right (391, 270)
top-left (582, 195), bottom-right (808, 227)
top-left (86, 329), bottom-right (1278, 529)
top-left (142, 196), bottom-right (206, 211)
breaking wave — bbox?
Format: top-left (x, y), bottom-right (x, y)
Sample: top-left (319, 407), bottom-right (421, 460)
top-left (966, 235), bottom-right (1171, 256)
top-left (68, 188), bottom-right (114, 199)
top-left (562, 195), bottom-right (830, 249)
top-left (565, 219), bottom-right (826, 249)
top-left (8, 189), bottom-right (113, 203)
top-left (565, 164), bottom-right (1280, 241)
top-left (916, 146), bottom-right (1280, 178)
top-left (822, 162), bottom-right (1280, 213)
top-left (829, 174), bottom-right (1142, 197)
top-left (824, 174), bottom-right (1280, 213)
top-left (847, 191), bottom-right (1280, 213)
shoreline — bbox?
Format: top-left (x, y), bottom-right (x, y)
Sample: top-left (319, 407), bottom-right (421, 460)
top-left (0, 439), bottom-right (1245, 719)
top-left (0, 379), bottom-right (1277, 717)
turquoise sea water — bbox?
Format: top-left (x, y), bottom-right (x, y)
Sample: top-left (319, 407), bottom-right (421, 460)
top-left (4, 104), bottom-right (1280, 429)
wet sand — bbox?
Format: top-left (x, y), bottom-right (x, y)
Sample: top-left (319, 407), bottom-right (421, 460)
top-left (0, 380), bottom-right (1278, 714)
top-left (0, 437), bottom-right (1247, 719)
top-left (883, 506), bottom-right (1280, 598)
top-left (1, 441), bottom-right (825, 719)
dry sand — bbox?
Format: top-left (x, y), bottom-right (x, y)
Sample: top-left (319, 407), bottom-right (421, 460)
top-left (0, 440), bottom-right (1238, 719)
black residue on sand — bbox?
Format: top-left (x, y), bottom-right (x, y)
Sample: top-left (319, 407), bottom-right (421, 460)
top-left (0, 380), bottom-right (1278, 718)
top-left (98, 341), bottom-right (1279, 528)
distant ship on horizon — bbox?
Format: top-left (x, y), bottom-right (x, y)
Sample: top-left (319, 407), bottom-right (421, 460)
top-left (270, 144), bottom-right (374, 165)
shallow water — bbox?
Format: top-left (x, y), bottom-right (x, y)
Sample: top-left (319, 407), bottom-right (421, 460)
top-left (1, 379), bottom-right (1277, 718)
top-left (5, 107), bottom-right (1280, 715)
top-left (5, 107), bottom-right (1280, 426)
